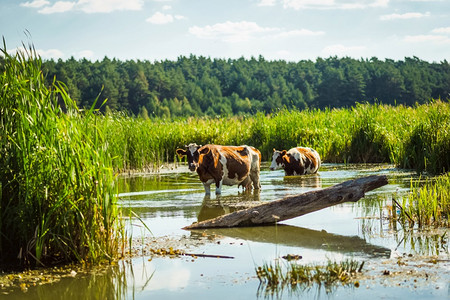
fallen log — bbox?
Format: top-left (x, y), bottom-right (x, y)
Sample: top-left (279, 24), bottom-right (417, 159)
top-left (184, 175), bottom-right (388, 229)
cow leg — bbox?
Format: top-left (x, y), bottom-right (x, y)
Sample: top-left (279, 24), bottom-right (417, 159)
top-left (203, 182), bottom-right (212, 195)
top-left (248, 164), bottom-right (261, 189)
top-left (250, 170), bottom-right (261, 190)
top-left (238, 176), bottom-right (252, 191)
top-left (215, 180), bottom-right (223, 195)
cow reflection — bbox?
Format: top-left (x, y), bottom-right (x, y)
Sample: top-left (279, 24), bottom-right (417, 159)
top-left (282, 173), bottom-right (322, 189)
top-left (197, 191), bottom-right (261, 222)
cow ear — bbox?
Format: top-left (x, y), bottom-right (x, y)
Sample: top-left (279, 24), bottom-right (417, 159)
top-left (281, 150), bottom-right (287, 156)
top-left (176, 149), bottom-right (187, 158)
top-left (199, 147), bottom-right (210, 155)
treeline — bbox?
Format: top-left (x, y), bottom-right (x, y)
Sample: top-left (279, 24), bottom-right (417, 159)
top-left (38, 55), bottom-right (450, 117)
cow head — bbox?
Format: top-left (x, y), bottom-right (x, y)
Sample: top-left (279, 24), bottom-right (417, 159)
top-left (176, 143), bottom-right (201, 171)
top-left (270, 148), bottom-right (287, 171)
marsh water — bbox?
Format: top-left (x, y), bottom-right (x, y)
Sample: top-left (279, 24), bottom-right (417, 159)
top-left (2, 163), bottom-right (449, 299)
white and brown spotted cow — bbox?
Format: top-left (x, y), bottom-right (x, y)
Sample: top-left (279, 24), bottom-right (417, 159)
top-left (176, 144), bottom-right (261, 194)
top-left (270, 147), bottom-right (321, 176)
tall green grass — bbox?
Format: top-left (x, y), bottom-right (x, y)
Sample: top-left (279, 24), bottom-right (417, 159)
top-left (99, 101), bottom-right (449, 175)
top-left (0, 41), bottom-right (123, 269)
top-left (401, 101), bottom-right (450, 174)
top-left (396, 173), bottom-right (450, 228)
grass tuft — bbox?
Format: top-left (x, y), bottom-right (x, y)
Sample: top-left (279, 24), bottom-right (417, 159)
top-left (256, 258), bottom-right (363, 296)
top-left (392, 173), bottom-right (450, 228)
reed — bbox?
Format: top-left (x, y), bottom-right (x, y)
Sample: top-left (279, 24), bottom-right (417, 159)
top-left (0, 41), bottom-right (123, 269)
top-left (401, 100), bottom-right (450, 174)
top-left (98, 101), bottom-right (450, 176)
top-left (396, 173), bottom-right (450, 228)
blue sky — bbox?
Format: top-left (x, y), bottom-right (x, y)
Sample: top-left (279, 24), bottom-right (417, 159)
top-left (1, 0), bottom-right (449, 62)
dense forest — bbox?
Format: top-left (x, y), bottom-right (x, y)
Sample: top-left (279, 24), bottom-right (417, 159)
top-left (35, 55), bottom-right (450, 117)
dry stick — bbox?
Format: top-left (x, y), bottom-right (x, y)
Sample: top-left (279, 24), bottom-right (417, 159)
top-left (184, 175), bottom-right (389, 229)
top-left (183, 253), bottom-right (234, 259)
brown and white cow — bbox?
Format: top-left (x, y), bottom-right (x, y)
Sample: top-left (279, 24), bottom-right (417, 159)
top-left (270, 147), bottom-right (321, 176)
top-left (176, 144), bottom-right (261, 194)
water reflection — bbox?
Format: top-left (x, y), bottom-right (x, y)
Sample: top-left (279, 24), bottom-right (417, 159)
top-left (198, 191), bottom-right (261, 221)
top-left (282, 174), bottom-right (322, 189)
top-left (1, 264), bottom-right (127, 300)
top-left (197, 174), bottom-right (321, 222)
top-left (392, 229), bottom-right (449, 257)
top-left (190, 224), bottom-right (391, 258)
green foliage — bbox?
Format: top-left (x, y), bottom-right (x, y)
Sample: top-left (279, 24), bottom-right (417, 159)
top-left (0, 41), bottom-right (123, 269)
top-left (41, 55), bottom-right (450, 117)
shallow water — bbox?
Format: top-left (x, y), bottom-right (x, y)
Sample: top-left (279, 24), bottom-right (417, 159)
top-left (2, 163), bottom-right (449, 299)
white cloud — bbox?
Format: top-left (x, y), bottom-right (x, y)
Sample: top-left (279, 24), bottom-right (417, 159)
top-left (24, 0), bottom-right (144, 14)
top-left (20, 0), bottom-right (50, 8)
top-left (9, 46), bottom-right (64, 59)
top-left (404, 35), bottom-right (450, 44)
top-left (77, 0), bottom-right (143, 13)
top-left (282, 0), bottom-right (388, 10)
top-left (162, 5), bottom-right (171, 10)
top-left (189, 21), bottom-right (279, 42)
top-left (276, 50), bottom-right (291, 56)
top-left (189, 21), bottom-right (322, 43)
top-left (146, 12), bottom-right (174, 24)
top-left (37, 48), bottom-right (65, 59)
top-left (322, 44), bottom-right (366, 56)
top-left (369, 0), bottom-right (389, 7)
top-left (38, 1), bottom-right (75, 14)
top-left (143, 261), bottom-right (191, 292)
top-left (283, 0), bottom-right (333, 10)
top-left (76, 50), bottom-right (94, 59)
top-left (276, 29), bottom-right (325, 37)
top-left (432, 27), bottom-right (450, 34)
top-left (380, 12), bottom-right (431, 21)
top-left (257, 0), bottom-right (277, 6)
top-left (9, 47), bottom-right (95, 60)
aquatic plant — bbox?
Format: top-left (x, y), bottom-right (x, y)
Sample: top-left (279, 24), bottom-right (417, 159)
top-left (0, 40), bottom-right (123, 269)
top-left (256, 258), bottom-right (363, 296)
top-left (395, 173), bottom-right (450, 228)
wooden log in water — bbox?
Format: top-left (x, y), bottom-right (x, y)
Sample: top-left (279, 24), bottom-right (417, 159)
top-left (184, 175), bottom-right (388, 229)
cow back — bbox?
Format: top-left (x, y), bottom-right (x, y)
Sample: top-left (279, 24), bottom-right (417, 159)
top-left (218, 146), bottom-right (252, 185)
top-left (295, 147), bottom-right (321, 174)
top-left (196, 145), bottom-right (252, 186)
